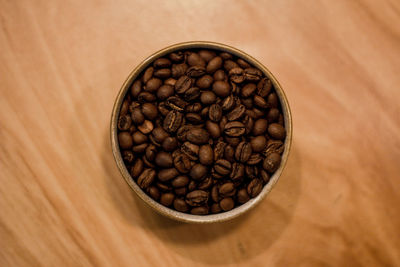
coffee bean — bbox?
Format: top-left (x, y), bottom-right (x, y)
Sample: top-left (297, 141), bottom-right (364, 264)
top-left (132, 131), bottom-right (148, 144)
top-left (130, 80), bottom-right (142, 99)
top-left (190, 164), bottom-right (208, 181)
top-left (118, 115), bottom-right (132, 131)
top-left (229, 67), bottom-right (245, 83)
top-left (224, 60), bottom-right (239, 71)
top-left (268, 123), bottom-right (286, 140)
top-left (137, 169), bottom-right (156, 189)
top-left (227, 104), bottom-right (245, 121)
top-left (209, 104), bottom-right (222, 122)
top-left (145, 78), bottom-right (162, 93)
top-left (131, 108), bottom-right (145, 125)
top-left (154, 68), bottom-right (171, 79)
top-left (118, 132), bottom-right (133, 149)
top-left (213, 69), bottom-right (226, 81)
top-left (160, 193), bottom-right (175, 207)
top-left (212, 81), bottom-right (231, 97)
top-left (132, 143), bottom-right (148, 153)
top-left (241, 83), bottom-right (256, 97)
top-left (263, 152), bottom-right (281, 173)
top-left (219, 182), bottom-right (236, 197)
top-left (162, 137), bottom-right (178, 151)
top-left (184, 87), bottom-right (201, 101)
top-left (200, 106), bottom-right (209, 118)
top-left (165, 78), bottom-right (177, 86)
top-left (151, 127), bottom-right (169, 143)
top-left (242, 97), bottom-right (253, 109)
top-left (200, 91), bottom-right (217, 105)
top-left (187, 52), bottom-right (206, 67)
top-left (138, 120), bottom-right (154, 134)
top-left (221, 95), bottom-right (235, 111)
top-left (244, 68), bottom-right (262, 81)
top-left (163, 110), bottom-right (183, 133)
top-left (169, 52), bottom-right (184, 62)
top-left (186, 190), bottom-right (209, 206)
top-left (174, 187), bottom-right (187, 196)
top-left (199, 50), bottom-right (216, 62)
top-left (206, 121), bottom-right (221, 139)
top-left (148, 186), bottom-right (160, 200)
top-left (199, 144), bottom-right (214, 165)
top-left (220, 197), bottom-right (234, 211)
top-left (158, 168), bottom-right (179, 182)
top-left (253, 119), bottom-right (268, 136)
top-left (247, 179), bottom-right (263, 197)
top-left (158, 102), bottom-right (170, 116)
top-left (245, 165), bottom-right (258, 179)
top-left (191, 206), bottom-right (209, 215)
top-left (173, 198), bottom-right (189, 212)
top-left (230, 162), bottom-right (244, 181)
top-left (122, 150), bottom-right (135, 163)
top-left (155, 152), bottom-right (173, 168)
top-left (196, 75), bottom-right (214, 89)
top-left (263, 139), bottom-right (284, 157)
top-left (235, 141), bottom-right (252, 162)
top-left (198, 176), bottom-right (213, 190)
top-left (260, 169), bottom-right (270, 183)
top-left (254, 95), bottom-right (268, 109)
top-left (141, 103), bottom-right (158, 120)
top-left (267, 108), bottom-right (280, 123)
top-left (186, 113), bottom-right (202, 124)
top-left (211, 203), bottom-right (222, 213)
top-left (257, 78), bottom-right (272, 97)
top-left (206, 56), bottom-right (222, 73)
top-left (224, 121), bottom-right (246, 137)
top-left (181, 142), bottom-right (199, 161)
top-left (157, 182), bottom-right (172, 192)
top-left (157, 85), bottom-right (174, 100)
top-left (186, 66), bottom-right (206, 77)
top-left (267, 93), bottom-right (279, 108)
top-left (145, 144), bottom-right (157, 162)
top-left (225, 137), bottom-right (240, 147)
top-left (247, 153), bottom-right (263, 165)
top-left (222, 145), bottom-right (234, 162)
top-left (186, 102), bottom-right (202, 113)
top-left (176, 125), bottom-right (193, 141)
top-left (173, 152), bottom-right (191, 173)
top-left (237, 188), bottom-right (250, 204)
top-left (166, 96), bottom-right (188, 111)
top-left (214, 140), bottom-right (227, 160)
top-left (171, 175), bottom-right (189, 188)
top-left (214, 159), bottom-right (232, 176)
top-left (142, 67), bottom-right (154, 83)
top-left (186, 128), bottom-right (210, 145)
top-left (138, 92), bottom-right (156, 103)
top-left (175, 75), bottom-right (193, 94)
top-left (131, 159), bottom-right (144, 178)
top-left (237, 58), bottom-right (251, 69)
top-left (153, 58), bottom-right (171, 68)
top-left (243, 115), bottom-right (254, 134)
top-left (250, 136), bottom-right (267, 152)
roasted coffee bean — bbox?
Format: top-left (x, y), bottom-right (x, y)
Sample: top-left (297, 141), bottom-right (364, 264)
top-left (229, 67), bottom-right (245, 83)
top-left (172, 175), bottom-right (189, 188)
top-left (137, 169), bottom-right (156, 189)
top-left (172, 63), bottom-right (188, 78)
top-left (253, 119), bottom-right (268, 136)
top-left (181, 142), bottom-right (199, 161)
top-left (175, 75), bottom-right (193, 94)
top-left (247, 153), bottom-right (262, 165)
top-left (220, 197), bottom-right (235, 211)
top-left (131, 108), bottom-right (145, 125)
top-left (225, 137), bottom-right (240, 147)
top-left (118, 132), bottom-right (133, 149)
top-left (224, 60), bottom-right (239, 71)
top-left (254, 95), bottom-right (268, 109)
top-left (157, 85), bottom-right (174, 100)
top-left (173, 198), bottom-right (189, 212)
top-left (213, 69), bottom-right (226, 81)
top-left (132, 131), bottom-right (148, 144)
top-left (263, 152), bottom-right (281, 173)
top-left (237, 58), bottom-right (251, 69)
top-left (209, 104), bottom-right (222, 122)
top-left (242, 97), bottom-right (253, 109)
top-left (166, 96), bottom-right (188, 111)
top-left (200, 91), bottom-right (217, 105)
top-left (237, 188), bottom-right (250, 204)
top-left (186, 113), bottom-right (202, 124)
top-left (153, 58), bottom-right (171, 68)
top-left (267, 93), bottom-right (279, 108)
top-left (206, 121), bottom-right (221, 139)
top-left (160, 193), bottom-right (175, 207)
top-left (145, 78), bottom-right (162, 93)
top-left (224, 145), bottom-right (235, 162)
top-left (227, 104), bottom-right (245, 121)
top-left (211, 185), bottom-right (219, 202)
top-left (118, 115), bottom-right (132, 131)
top-left (214, 159), bottom-right (232, 176)
top-left (131, 159), bottom-right (144, 178)
top-left (141, 103), bottom-right (158, 120)
top-left (250, 136), bottom-right (267, 152)
top-left (278, 114), bottom-right (284, 125)
top-left (155, 152), bottom-right (173, 168)
top-left (219, 182), bottom-right (236, 197)
top-left (165, 78), bottom-right (177, 86)
top-left (130, 80), bottom-right (142, 99)
top-left (247, 179), bottom-right (263, 197)
top-left (206, 56), bottom-right (223, 73)
top-left (214, 140), bottom-right (227, 160)
top-left (142, 67), bottom-right (154, 83)
top-left (142, 154), bottom-right (155, 168)
top-left (174, 187), bottom-right (187, 196)
top-left (260, 169), bottom-right (270, 183)
top-left (157, 102), bottom-right (170, 116)
top-left (186, 66), bottom-right (206, 77)
top-left (221, 95), bottom-right (235, 111)
top-left (196, 75), bottom-right (213, 89)
top-left (241, 83), bottom-right (257, 97)
top-left (156, 182), bottom-right (172, 192)
top-left (158, 168), bottom-right (179, 182)
top-left (184, 87), bottom-right (201, 101)
top-left (154, 68), bottom-right (171, 78)
top-left (235, 141), bottom-right (252, 162)
top-left (245, 165), bottom-right (258, 178)
top-left (243, 115), bottom-right (254, 135)
top-left (132, 143), bottom-right (148, 153)
top-left (138, 120), bottom-right (154, 134)
top-left (162, 137), bottom-right (178, 151)
top-left (148, 186), bottom-right (160, 200)
top-left (173, 152), bottom-right (191, 173)
top-left (263, 140), bottom-right (284, 156)
top-left (145, 144), bottom-right (157, 162)
top-left (176, 125), bottom-right (193, 141)
top-left (224, 121), bottom-right (246, 137)
top-left (191, 206), bottom-right (209, 215)
top-left (230, 162), bottom-right (244, 181)
top-left (268, 123), bottom-right (286, 140)
top-left (186, 102), bottom-right (202, 113)
top-left (169, 52), bottom-right (184, 62)
top-left (187, 52), bottom-right (206, 67)
top-left (244, 68), bottom-right (262, 81)
top-left (198, 144), bottom-right (213, 166)
top-left (163, 110), bottom-right (183, 133)
top-left (186, 128), bottom-right (210, 144)
top-left (122, 150), bottom-right (135, 163)
top-left (257, 78), bottom-right (272, 97)
top-left (190, 164), bottom-right (208, 181)
top-left (152, 127), bottom-right (169, 143)
top-left (186, 190), bottom-right (209, 206)
top-left (212, 81), bottom-right (231, 97)
top-left (219, 52), bottom-right (232, 60)
top-left (267, 108), bottom-right (280, 123)
top-left (199, 50), bottom-right (216, 62)
top-left (211, 203), bottom-right (222, 213)
top-left (198, 176), bottom-right (213, 190)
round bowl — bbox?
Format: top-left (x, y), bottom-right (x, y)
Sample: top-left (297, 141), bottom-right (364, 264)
top-left (110, 41), bottom-right (292, 223)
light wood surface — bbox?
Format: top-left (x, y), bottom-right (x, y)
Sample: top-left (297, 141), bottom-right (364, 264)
top-left (1, 1), bottom-right (400, 266)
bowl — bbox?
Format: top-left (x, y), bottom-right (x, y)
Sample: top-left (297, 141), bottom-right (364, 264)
top-left (110, 41), bottom-right (292, 223)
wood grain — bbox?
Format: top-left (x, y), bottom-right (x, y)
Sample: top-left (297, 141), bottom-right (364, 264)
top-left (1, 0), bottom-right (400, 266)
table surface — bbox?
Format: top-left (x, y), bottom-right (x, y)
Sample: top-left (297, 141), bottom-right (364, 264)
top-left (1, 1), bottom-right (400, 266)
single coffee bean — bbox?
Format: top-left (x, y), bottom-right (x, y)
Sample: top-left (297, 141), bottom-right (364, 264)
top-left (206, 121), bottom-right (221, 139)
top-left (142, 67), bottom-right (154, 83)
top-left (237, 188), bottom-right (250, 204)
top-left (156, 182), bottom-right (172, 192)
top-left (263, 152), bottom-right (281, 173)
top-left (237, 58), bottom-right (251, 69)
top-left (165, 78), bottom-right (177, 86)
top-left (172, 63), bottom-right (188, 78)
top-left (212, 81), bottom-right (231, 97)
top-left (268, 123), bottom-right (286, 140)
top-left (173, 152), bottom-right (191, 173)
top-left (169, 52), bottom-right (184, 62)
top-left (160, 193), bottom-right (175, 207)
top-left (230, 162), bottom-right (244, 181)
top-left (137, 169), bottom-right (156, 189)
top-left (175, 75), bottom-right (193, 94)
top-left (181, 142), bottom-right (199, 161)
top-left (122, 150), bottom-right (135, 163)
top-left (227, 104), bottom-right (245, 121)
top-left (183, 87), bottom-right (201, 101)
top-left (132, 131), bottom-right (148, 144)
top-left (155, 151), bottom-right (173, 168)
top-left (189, 164), bottom-right (208, 181)
top-left (153, 58), bottom-right (171, 68)
top-left (186, 190), bottom-right (209, 206)
top-left (224, 121), bottom-right (246, 137)
top-left (131, 159), bottom-right (144, 178)
top-left (260, 169), bottom-right (270, 183)
top-left (154, 68), bottom-right (171, 79)
top-left (211, 203), bottom-right (222, 213)
top-left (118, 115), bottom-right (132, 131)
top-left (247, 154), bottom-right (262, 165)
top-left (244, 67), bottom-right (262, 81)
top-left (267, 93), bottom-right (279, 108)
top-left (219, 182), bottom-right (236, 197)
top-left (220, 197), bottom-right (235, 211)
top-left (163, 110), bottom-right (183, 133)
top-left (224, 145), bottom-right (235, 162)
top-left (247, 179), bottom-right (263, 197)
top-left (157, 102), bottom-right (170, 116)
top-left (209, 104), bottom-right (223, 122)
top-left (243, 115), bottom-right (254, 135)
top-left (199, 144), bottom-right (214, 165)
top-left (142, 154), bottom-right (155, 168)
top-left (157, 85), bottom-right (174, 100)
top-left (211, 169), bottom-right (224, 180)
top-left (250, 136), bottom-right (267, 152)
top-left (166, 96), bottom-right (188, 111)
top-left (186, 102), bottom-right (202, 113)
top-left (229, 67), bottom-right (245, 83)
top-left (132, 143), bottom-right (148, 153)
top-left (148, 186), bottom-right (160, 200)
top-left (151, 127), bottom-right (169, 143)
top-left (145, 144), bottom-right (157, 162)
top-left (158, 168), bottom-right (179, 182)
top-left (187, 52), bottom-right (206, 67)
top-left (173, 198), bottom-right (189, 212)
top-left (278, 114), bottom-right (284, 125)
top-left (118, 132), bottom-right (133, 149)
top-left (242, 97), bottom-right (253, 109)
top-left (186, 113), bottom-right (202, 124)
top-left (198, 176), bottom-right (213, 190)
top-left (257, 77), bottom-right (272, 97)
top-left (138, 120), bottom-right (154, 134)
top-left (186, 128), bottom-right (210, 145)
top-left (162, 137), bottom-right (178, 151)
top-left (141, 103), bottom-right (158, 120)
top-left (174, 187), bottom-right (187, 196)
top-left (130, 80), bottom-right (142, 99)
top-left (253, 119), bottom-right (268, 136)
top-left (211, 185), bottom-right (219, 202)
top-left (186, 66), bottom-right (206, 77)
top-left (171, 175), bottom-right (189, 188)
top-left (138, 92), bottom-right (156, 103)
top-left (131, 108), bottom-right (145, 125)
top-left (214, 140), bottom-right (227, 160)
top-left (145, 78), bottom-right (162, 93)
top-left (225, 137), bottom-right (240, 147)
top-left (263, 139), bottom-right (284, 156)
top-left (235, 141), bottom-right (252, 162)
top-left (191, 206), bottom-right (209, 215)
top-left (199, 50), bottom-right (216, 62)
top-left (213, 69), bottom-right (226, 81)
top-left (176, 125), bottom-right (193, 141)
top-left (254, 95), bottom-right (268, 109)
top-left (206, 56), bottom-right (222, 73)
top-left (241, 83), bottom-right (257, 97)
top-left (224, 60), bottom-right (239, 71)
top-left (214, 159), bottom-right (232, 176)
top-left (219, 52), bottom-right (232, 60)
top-left (267, 108), bottom-right (280, 123)
top-left (196, 75), bottom-right (214, 89)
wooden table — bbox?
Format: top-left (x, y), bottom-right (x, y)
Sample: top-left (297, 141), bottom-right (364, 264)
top-left (1, 1), bottom-right (400, 266)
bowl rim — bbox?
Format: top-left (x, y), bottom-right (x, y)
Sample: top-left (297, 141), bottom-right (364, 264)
top-left (110, 41), bottom-right (293, 223)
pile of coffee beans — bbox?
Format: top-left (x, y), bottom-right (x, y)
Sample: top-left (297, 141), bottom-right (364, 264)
top-left (117, 48), bottom-right (286, 215)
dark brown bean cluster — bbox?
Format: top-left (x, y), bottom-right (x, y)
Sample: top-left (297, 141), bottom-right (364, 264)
top-left (117, 49), bottom-right (286, 215)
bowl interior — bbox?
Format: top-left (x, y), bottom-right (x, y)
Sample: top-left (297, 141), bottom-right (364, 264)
top-left (111, 41), bottom-right (292, 223)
